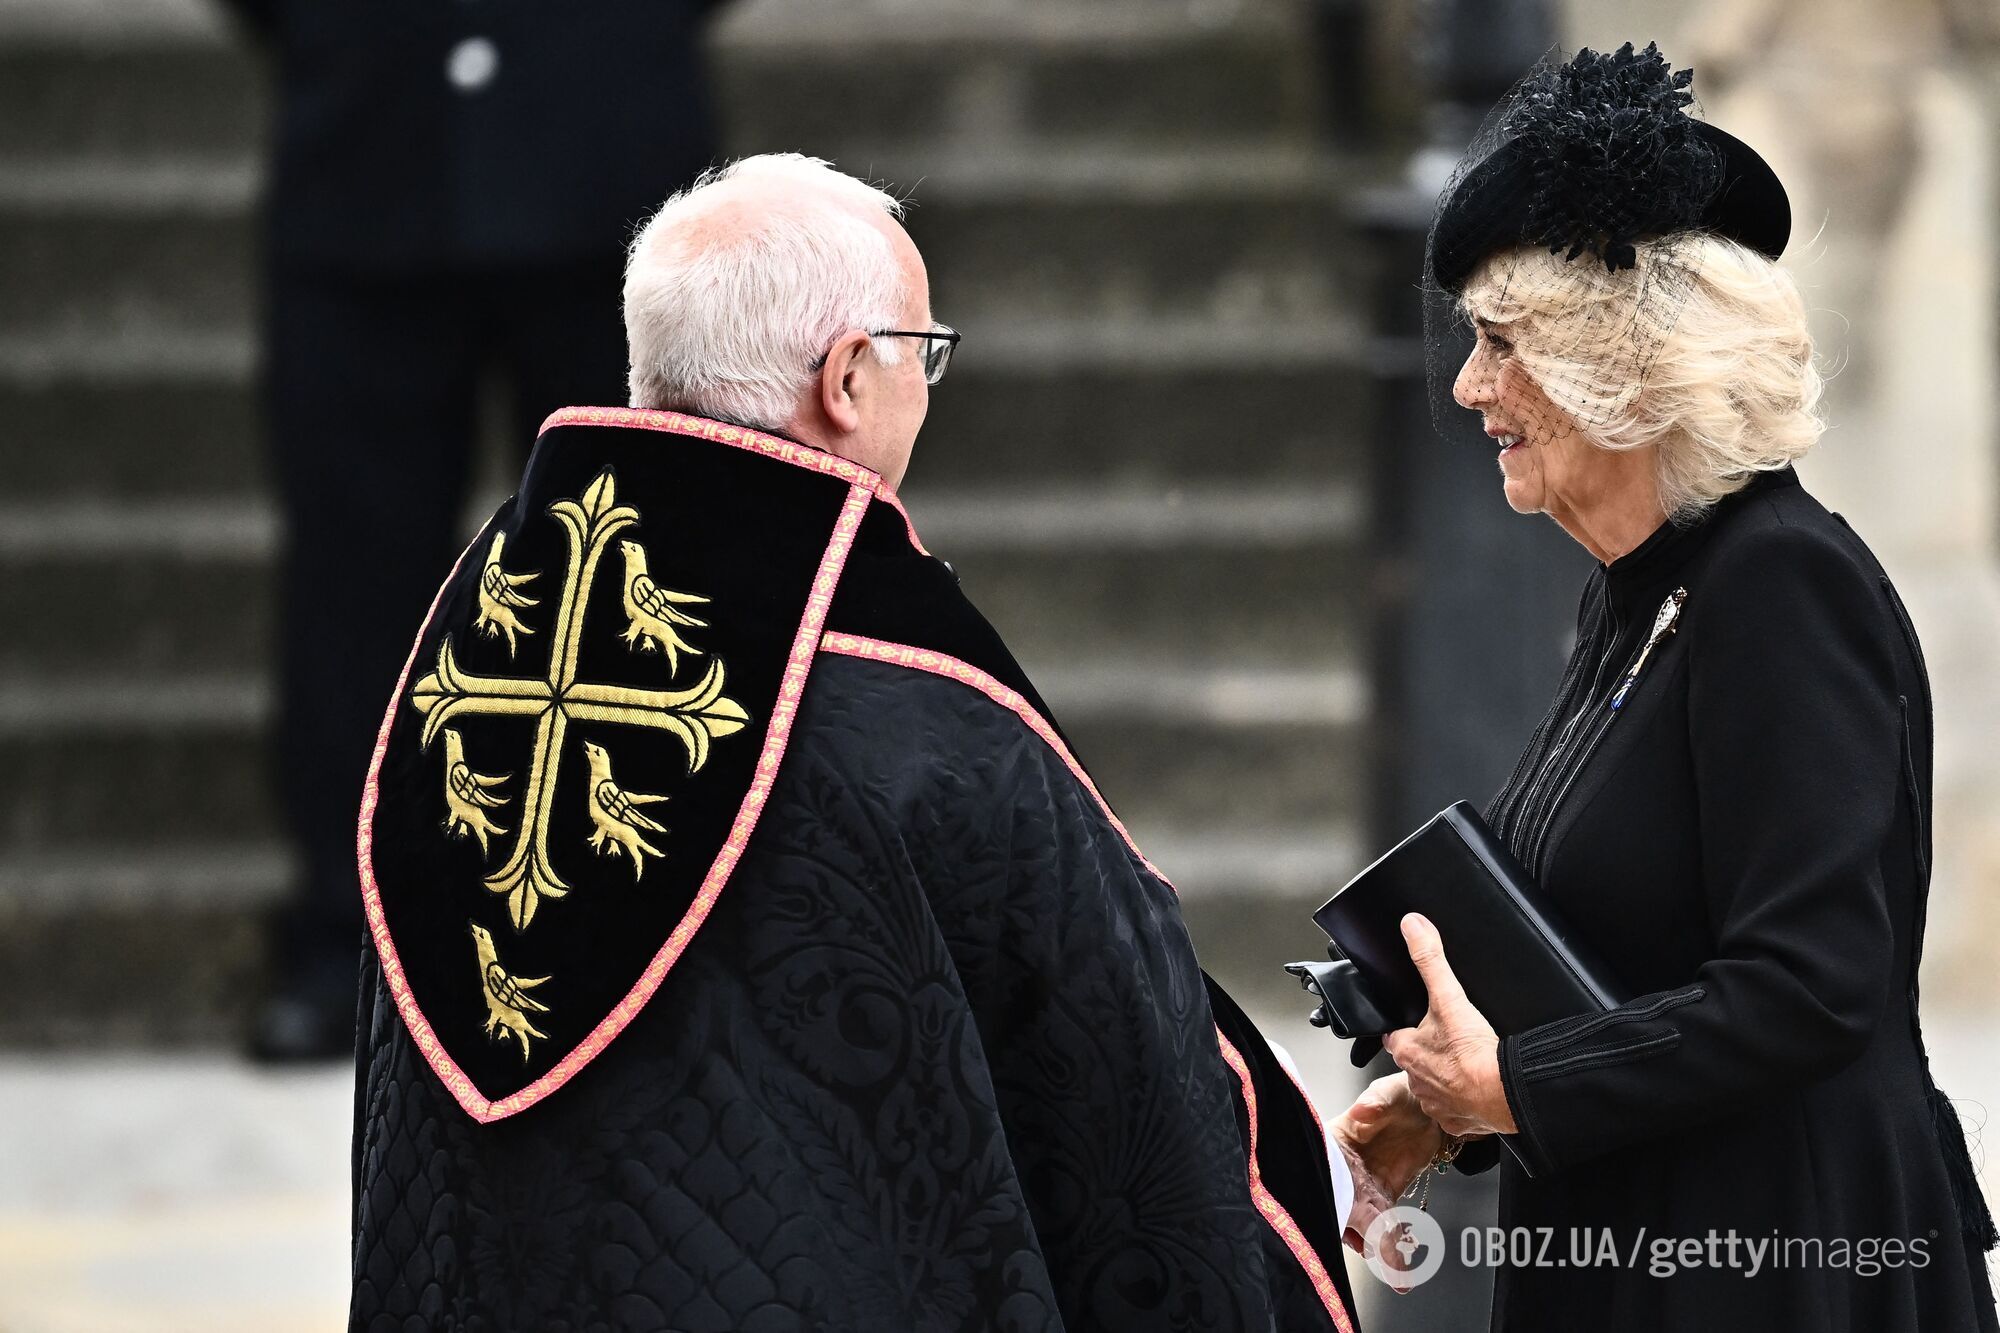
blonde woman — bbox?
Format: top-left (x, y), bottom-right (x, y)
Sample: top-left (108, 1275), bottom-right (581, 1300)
top-left (1337, 43), bottom-right (2000, 1331)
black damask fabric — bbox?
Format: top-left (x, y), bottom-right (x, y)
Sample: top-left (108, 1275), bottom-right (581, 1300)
top-left (352, 654), bottom-right (1346, 1332)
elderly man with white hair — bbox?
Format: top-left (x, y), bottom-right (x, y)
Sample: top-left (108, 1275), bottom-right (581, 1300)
top-left (347, 155), bottom-right (1362, 1332)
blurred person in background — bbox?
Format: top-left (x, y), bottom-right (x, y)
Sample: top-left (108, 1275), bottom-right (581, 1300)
top-left (216, 0), bottom-right (733, 1060)
top-left (349, 154), bottom-right (1365, 1332)
top-left (1341, 44), bottom-right (1999, 1330)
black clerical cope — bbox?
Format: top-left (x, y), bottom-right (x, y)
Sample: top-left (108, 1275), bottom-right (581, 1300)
top-left (354, 409), bottom-right (1358, 1332)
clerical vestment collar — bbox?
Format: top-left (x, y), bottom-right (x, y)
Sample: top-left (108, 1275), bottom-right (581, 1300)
top-left (358, 407), bottom-right (919, 1120)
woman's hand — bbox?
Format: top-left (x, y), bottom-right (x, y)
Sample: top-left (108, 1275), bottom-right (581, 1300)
top-left (1381, 913), bottom-right (1519, 1139)
top-left (1331, 1071), bottom-right (1441, 1252)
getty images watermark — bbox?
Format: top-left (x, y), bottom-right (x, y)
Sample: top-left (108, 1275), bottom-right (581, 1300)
top-left (1361, 1207), bottom-right (1939, 1290)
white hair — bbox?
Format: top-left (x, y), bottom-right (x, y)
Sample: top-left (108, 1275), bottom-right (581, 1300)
top-left (623, 154), bottom-right (910, 429)
top-left (1462, 235), bottom-right (1825, 520)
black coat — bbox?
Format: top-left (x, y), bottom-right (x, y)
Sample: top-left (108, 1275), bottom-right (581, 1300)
top-left (348, 414), bottom-right (1359, 1332)
top-left (1464, 468), bottom-right (1999, 1330)
top-left (222, 0), bottom-right (727, 268)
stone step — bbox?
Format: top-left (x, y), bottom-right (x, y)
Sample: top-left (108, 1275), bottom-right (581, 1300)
top-left (0, 486), bottom-right (1366, 675)
top-left (0, 161), bottom-right (1364, 340)
top-left (0, 873), bottom-right (273, 1047)
top-left (914, 176), bottom-right (1360, 326)
top-left (0, 350), bottom-right (1374, 502)
top-left (0, 656), bottom-right (1365, 854)
top-left (0, 375), bottom-right (266, 501)
top-left (0, 3), bottom-right (1311, 163)
top-left (0, 816), bottom-right (1355, 1045)
top-left (0, 678), bottom-right (282, 857)
top-left (953, 529), bottom-right (1363, 668)
top-left (919, 351), bottom-right (1379, 488)
top-left (0, 44), bottom-right (261, 163)
top-left (0, 190), bottom-right (255, 346)
top-left (716, 17), bottom-right (1318, 163)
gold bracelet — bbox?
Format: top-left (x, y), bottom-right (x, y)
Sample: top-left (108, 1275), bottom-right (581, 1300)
top-left (1431, 1133), bottom-right (1466, 1170)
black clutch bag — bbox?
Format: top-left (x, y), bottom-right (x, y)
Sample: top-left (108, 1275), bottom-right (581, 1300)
top-left (1286, 803), bottom-right (1628, 1170)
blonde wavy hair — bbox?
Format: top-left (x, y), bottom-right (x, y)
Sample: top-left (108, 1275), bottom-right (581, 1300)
top-left (1459, 235), bottom-right (1824, 519)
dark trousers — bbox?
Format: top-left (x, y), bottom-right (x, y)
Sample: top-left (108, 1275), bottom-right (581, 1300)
top-left (263, 257), bottom-right (630, 997)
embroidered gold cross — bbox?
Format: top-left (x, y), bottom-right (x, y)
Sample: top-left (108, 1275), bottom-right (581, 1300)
top-left (409, 469), bottom-right (749, 931)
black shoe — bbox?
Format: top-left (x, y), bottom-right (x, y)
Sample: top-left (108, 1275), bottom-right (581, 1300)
top-left (246, 988), bottom-right (354, 1064)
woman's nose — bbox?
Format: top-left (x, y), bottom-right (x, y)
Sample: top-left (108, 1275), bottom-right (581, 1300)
top-left (1453, 345), bottom-right (1493, 409)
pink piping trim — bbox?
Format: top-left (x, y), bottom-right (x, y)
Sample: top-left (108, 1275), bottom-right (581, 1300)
top-left (816, 634), bottom-right (1173, 886)
top-left (540, 406), bottom-right (929, 556)
top-left (358, 481), bottom-right (875, 1123)
top-left (1216, 1031), bottom-right (1357, 1333)
top-left (815, 633), bottom-right (1353, 1330)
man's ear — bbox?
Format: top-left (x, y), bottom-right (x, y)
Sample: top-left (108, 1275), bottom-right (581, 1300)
top-left (817, 330), bottom-right (871, 436)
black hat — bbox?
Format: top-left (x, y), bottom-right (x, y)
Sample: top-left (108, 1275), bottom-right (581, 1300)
top-left (1427, 43), bottom-right (1791, 295)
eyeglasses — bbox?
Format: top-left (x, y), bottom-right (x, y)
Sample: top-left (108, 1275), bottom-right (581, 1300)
top-left (812, 324), bottom-right (961, 386)
top-left (873, 325), bottom-right (960, 385)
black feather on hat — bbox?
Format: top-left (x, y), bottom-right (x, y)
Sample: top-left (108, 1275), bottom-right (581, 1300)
top-left (1427, 42), bottom-right (1791, 295)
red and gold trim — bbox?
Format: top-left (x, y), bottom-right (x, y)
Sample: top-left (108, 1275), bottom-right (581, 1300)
top-left (815, 632), bottom-right (1354, 1331)
top-left (539, 406), bottom-right (929, 555)
top-left (358, 429), bottom-right (877, 1122)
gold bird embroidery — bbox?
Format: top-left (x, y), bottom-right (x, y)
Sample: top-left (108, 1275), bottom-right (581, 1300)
top-left (616, 539), bottom-right (709, 674)
top-left (474, 531), bottom-right (541, 656)
top-left (440, 728), bottom-right (511, 856)
top-left (470, 922), bottom-right (551, 1062)
top-left (581, 739), bottom-right (668, 878)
